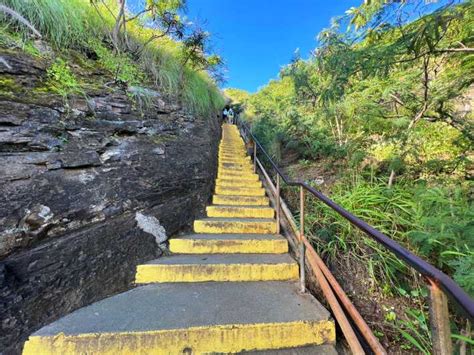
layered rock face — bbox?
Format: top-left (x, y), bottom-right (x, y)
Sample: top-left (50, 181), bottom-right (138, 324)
top-left (0, 49), bottom-right (220, 353)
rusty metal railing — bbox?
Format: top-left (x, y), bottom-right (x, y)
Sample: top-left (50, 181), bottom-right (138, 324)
top-left (235, 117), bottom-right (474, 354)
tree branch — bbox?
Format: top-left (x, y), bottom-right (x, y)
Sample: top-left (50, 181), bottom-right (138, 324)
top-left (0, 5), bottom-right (42, 38)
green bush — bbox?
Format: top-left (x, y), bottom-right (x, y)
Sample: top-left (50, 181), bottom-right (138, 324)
top-left (46, 58), bottom-right (82, 97)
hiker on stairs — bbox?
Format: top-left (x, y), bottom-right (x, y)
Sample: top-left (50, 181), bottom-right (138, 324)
top-left (227, 107), bottom-right (235, 124)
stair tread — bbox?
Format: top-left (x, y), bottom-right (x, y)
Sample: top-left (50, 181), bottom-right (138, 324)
top-left (213, 194), bottom-right (268, 199)
top-left (196, 217), bottom-right (275, 223)
top-left (143, 253), bottom-right (296, 265)
top-left (208, 204), bottom-right (272, 209)
top-left (244, 345), bottom-right (337, 354)
top-left (175, 233), bottom-right (285, 240)
top-left (32, 282), bottom-right (331, 336)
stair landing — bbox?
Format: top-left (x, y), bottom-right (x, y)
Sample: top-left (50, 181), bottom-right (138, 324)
top-left (24, 282), bottom-right (334, 354)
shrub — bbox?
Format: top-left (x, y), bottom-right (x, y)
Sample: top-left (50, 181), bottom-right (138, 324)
top-left (46, 58), bottom-right (82, 98)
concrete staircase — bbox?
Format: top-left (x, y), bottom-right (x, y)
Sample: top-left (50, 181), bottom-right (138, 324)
top-left (23, 124), bottom-right (335, 354)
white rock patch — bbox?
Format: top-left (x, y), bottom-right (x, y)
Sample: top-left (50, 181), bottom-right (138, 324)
top-left (135, 212), bottom-right (167, 247)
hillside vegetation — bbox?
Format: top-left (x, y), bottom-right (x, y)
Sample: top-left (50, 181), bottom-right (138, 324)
top-left (1, 0), bottom-right (224, 115)
top-left (227, 1), bottom-right (473, 352)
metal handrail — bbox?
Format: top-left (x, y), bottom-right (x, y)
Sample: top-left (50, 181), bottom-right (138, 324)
top-left (235, 116), bottom-right (474, 352)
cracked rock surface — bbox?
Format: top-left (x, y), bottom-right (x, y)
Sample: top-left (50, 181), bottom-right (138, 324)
top-left (0, 49), bottom-right (220, 353)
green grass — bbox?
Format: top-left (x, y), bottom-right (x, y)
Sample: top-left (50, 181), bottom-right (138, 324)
top-left (46, 58), bottom-right (82, 98)
top-left (1, 0), bottom-right (224, 116)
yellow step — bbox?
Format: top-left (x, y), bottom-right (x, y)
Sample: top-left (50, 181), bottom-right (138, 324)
top-left (218, 167), bottom-right (254, 174)
top-left (215, 185), bottom-right (265, 196)
top-left (194, 218), bottom-right (277, 234)
top-left (218, 169), bottom-right (256, 177)
top-left (217, 174), bottom-right (258, 180)
top-left (219, 150), bottom-right (247, 156)
top-left (217, 174), bottom-right (259, 181)
top-left (220, 143), bottom-right (245, 147)
top-left (207, 205), bottom-right (274, 218)
top-left (23, 282), bottom-right (335, 354)
top-left (135, 254), bottom-right (298, 283)
top-left (219, 160), bottom-right (252, 167)
top-left (218, 155), bottom-right (251, 161)
top-left (219, 161), bottom-right (253, 168)
top-left (169, 234), bottom-right (288, 254)
top-left (215, 179), bottom-right (262, 188)
top-left (213, 194), bottom-right (269, 205)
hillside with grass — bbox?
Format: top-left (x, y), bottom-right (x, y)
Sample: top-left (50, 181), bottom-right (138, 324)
top-left (227, 1), bottom-right (473, 352)
top-left (1, 0), bottom-right (224, 115)
top-left (0, 1), bottom-right (225, 352)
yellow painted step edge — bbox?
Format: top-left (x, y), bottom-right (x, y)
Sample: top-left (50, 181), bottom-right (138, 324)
top-left (23, 321), bottom-right (335, 355)
top-left (217, 175), bottom-right (259, 181)
top-left (194, 220), bottom-right (277, 234)
top-left (212, 195), bottom-right (269, 205)
top-left (206, 206), bottom-right (274, 218)
top-left (169, 238), bottom-right (288, 254)
top-left (215, 186), bottom-right (266, 196)
top-left (215, 180), bottom-right (262, 188)
top-left (135, 263), bottom-right (298, 283)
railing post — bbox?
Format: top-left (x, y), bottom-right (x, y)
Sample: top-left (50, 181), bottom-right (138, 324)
top-left (428, 279), bottom-right (453, 355)
top-left (276, 174), bottom-right (281, 234)
top-left (299, 186), bottom-right (306, 293)
top-left (253, 141), bottom-right (257, 173)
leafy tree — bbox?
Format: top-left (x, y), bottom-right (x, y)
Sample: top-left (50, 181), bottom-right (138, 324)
top-left (90, 0), bottom-right (185, 53)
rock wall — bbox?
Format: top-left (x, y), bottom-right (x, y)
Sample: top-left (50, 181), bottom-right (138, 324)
top-left (0, 49), bottom-right (221, 353)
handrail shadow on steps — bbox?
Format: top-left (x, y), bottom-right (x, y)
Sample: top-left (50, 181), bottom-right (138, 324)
top-left (234, 116), bottom-right (474, 354)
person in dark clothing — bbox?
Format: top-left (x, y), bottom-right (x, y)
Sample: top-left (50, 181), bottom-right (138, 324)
top-left (222, 106), bottom-right (229, 122)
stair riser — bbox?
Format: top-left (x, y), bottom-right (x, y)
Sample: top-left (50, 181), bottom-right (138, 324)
top-left (218, 168), bottom-right (255, 176)
top-left (218, 158), bottom-right (251, 164)
top-left (207, 206), bottom-right (274, 219)
top-left (220, 144), bottom-right (245, 147)
top-left (135, 263), bottom-right (298, 283)
top-left (213, 195), bottom-right (269, 206)
top-left (217, 176), bottom-right (258, 181)
top-left (218, 164), bottom-right (253, 170)
top-left (215, 186), bottom-right (266, 196)
top-left (23, 321), bottom-right (335, 355)
top-left (169, 239), bottom-right (288, 254)
top-left (215, 180), bottom-right (262, 188)
top-left (194, 220), bottom-right (277, 234)
top-left (219, 149), bottom-right (247, 154)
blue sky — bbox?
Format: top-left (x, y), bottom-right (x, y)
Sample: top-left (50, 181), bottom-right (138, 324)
top-left (130, 1), bottom-right (362, 92)
top-left (186, 0), bottom-right (362, 92)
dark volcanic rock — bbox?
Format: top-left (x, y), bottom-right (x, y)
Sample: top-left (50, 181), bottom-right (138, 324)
top-left (0, 50), bottom-right (220, 353)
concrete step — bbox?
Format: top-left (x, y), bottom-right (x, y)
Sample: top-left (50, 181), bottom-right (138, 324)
top-left (218, 168), bottom-right (256, 176)
top-left (24, 282), bottom-right (334, 354)
top-left (244, 345), bottom-right (338, 354)
top-left (220, 142), bottom-right (245, 147)
top-left (215, 185), bottom-right (266, 196)
top-left (219, 148), bottom-right (247, 153)
top-left (219, 158), bottom-right (252, 165)
top-left (219, 162), bottom-right (254, 170)
top-left (207, 205), bottom-right (274, 218)
top-left (216, 178), bottom-right (262, 188)
top-left (169, 234), bottom-right (288, 254)
top-left (219, 158), bottom-right (252, 164)
top-left (213, 194), bottom-right (269, 206)
top-left (218, 171), bottom-right (260, 180)
top-left (135, 254), bottom-right (298, 283)
top-left (194, 217), bottom-right (277, 234)
top-left (219, 152), bottom-right (247, 157)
